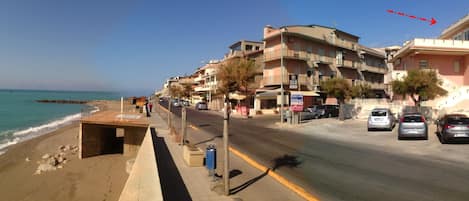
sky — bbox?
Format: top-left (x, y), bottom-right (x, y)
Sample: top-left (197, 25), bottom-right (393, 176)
top-left (1, 0), bottom-right (468, 95)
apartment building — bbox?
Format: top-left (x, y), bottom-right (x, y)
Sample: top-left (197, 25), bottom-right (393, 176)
top-left (193, 60), bottom-right (221, 109)
top-left (257, 25), bottom-right (387, 112)
top-left (389, 13), bottom-right (469, 110)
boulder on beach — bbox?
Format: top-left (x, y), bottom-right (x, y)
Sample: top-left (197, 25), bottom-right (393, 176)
top-left (41, 154), bottom-right (50, 159)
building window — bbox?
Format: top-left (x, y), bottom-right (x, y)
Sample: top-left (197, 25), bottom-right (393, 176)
top-left (245, 45), bottom-right (253, 51)
top-left (255, 46), bottom-right (260, 50)
top-left (465, 30), bottom-right (469, 40)
top-left (454, 60), bottom-right (461, 73)
top-left (419, 60), bottom-right (428, 69)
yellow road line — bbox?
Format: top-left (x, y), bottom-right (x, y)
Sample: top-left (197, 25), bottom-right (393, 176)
top-left (229, 147), bottom-right (319, 201)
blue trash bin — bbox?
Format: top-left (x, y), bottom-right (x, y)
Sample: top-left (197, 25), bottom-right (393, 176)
top-left (206, 145), bottom-right (216, 171)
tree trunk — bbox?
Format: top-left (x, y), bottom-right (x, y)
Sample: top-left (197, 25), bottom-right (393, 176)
top-left (338, 98), bottom-right (345, 121)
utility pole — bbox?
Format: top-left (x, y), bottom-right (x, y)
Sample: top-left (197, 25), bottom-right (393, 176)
top-left (180, 106), bottom-right (187, 145)
top-left (280, 27), bottom-right (287, 124)
top-left (223, 96), bottom-right (230, 196)
top-left (168, 85), bottom-right (172, 129)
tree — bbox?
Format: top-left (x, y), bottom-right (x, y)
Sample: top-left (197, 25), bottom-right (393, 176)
top-left (217, 58), bottom-right (257, 106)
top-left (321, 77), bottom-right (352, 121)
top-left (169, 85), bottom-right (183, 98)
top-left (391, 69), bottom-right (447, 109)
top-left (351, 83), bottom-right (373, 98)
top-left (180, 84), bottom-right (193, 100)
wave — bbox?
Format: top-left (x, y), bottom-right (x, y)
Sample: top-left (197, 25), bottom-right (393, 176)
top-left (0, 106), bottom-right (100, 155)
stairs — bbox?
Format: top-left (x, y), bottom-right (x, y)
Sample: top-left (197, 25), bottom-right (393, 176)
top-left (423, 74), bottom-right (469, 110)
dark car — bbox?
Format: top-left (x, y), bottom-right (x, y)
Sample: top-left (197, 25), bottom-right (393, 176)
top-left (322, 104), bottom-right (339, 118)
top-left (305, 105), bottom-right (325, 119)
top-left (195, 102), bottom-right (208, 110)
top-left (398, 113), bottom-right (428, 140)
top-left (436, 114), bottom-right (469, 143)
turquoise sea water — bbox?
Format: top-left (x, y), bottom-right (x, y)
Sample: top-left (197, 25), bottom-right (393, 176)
top-left (0, 89), bottom-right (119, 154)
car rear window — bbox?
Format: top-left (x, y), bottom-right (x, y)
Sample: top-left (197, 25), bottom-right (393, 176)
top-left (371, 111), bottom-right (387, 116)
top-left (403, 116), bottom-right (423, 122)
top-left (447, 117), bottom-right (469, 124)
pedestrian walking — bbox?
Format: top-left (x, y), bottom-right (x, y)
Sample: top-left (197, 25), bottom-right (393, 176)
top-left (149, 102), bottom-right (153, 113)
top-left (145, 101), bottom-right (151, 117)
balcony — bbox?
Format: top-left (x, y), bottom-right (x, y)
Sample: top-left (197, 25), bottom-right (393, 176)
top-left (360, 64), bottom-right (387, 74)
top-left (261, 74), bottom-right (311, 88)
top-left (264, 49), bottom-right (311, 62)
top-left (323, 35), bottom-right (358, 51)
top-left (194, 75), bottom-right (204, 82)
top-left (336, 59), bottom-right (359, 69)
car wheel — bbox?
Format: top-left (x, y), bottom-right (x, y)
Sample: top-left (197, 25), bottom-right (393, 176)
top-left (367, 127), bottom-right (371, 132)
top-left (423, 135), bottom-right (428, 140)
top-left (440, 134), bottom-right (447, 144)
top-left (398, 135), bottom-right (403, 140)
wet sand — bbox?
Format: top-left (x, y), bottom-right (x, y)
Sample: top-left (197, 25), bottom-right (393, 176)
top-left (0, 100), bottom-right (131, 201)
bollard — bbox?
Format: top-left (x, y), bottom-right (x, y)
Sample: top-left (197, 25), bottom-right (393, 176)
top-left (206, 145), bottom-right (216, 177)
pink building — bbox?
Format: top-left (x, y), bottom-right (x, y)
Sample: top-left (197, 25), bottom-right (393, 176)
top-left (389, 14), bottom-right (469, 110)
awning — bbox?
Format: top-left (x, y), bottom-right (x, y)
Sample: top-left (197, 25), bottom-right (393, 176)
top-left (255, 90), bottom-right (282, 99)
top-left (229, 93), bottom-right (247, 100)
top-left (290, 91), bottom-right (320, 97)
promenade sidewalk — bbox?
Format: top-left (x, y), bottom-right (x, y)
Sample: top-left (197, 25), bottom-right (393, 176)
top-left (149, 107), bottom-right (304, 201)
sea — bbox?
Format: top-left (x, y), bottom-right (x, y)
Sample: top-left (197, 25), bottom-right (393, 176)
top-left (0, 89), bottom-right (120, 155)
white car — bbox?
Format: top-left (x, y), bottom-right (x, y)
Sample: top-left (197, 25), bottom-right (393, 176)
top-left (368, 108), bottom-right (395, 131)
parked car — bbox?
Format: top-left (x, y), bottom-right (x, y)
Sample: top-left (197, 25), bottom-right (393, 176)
top-left (322, 104), bottom-right (339, 118)
top-left (436, 114), bottom-right (469, 144)
top-left (367, 108), bottom-right (395, 131)
top-left (181, 100), bottom-right (190, 107)
top-left (305, 105), bottom-right (325, 119)
top-left (172, 99), bottom-right (181, 107)
top-left (195, 102), bottom-right (208, 110)
top-left (282, 109), bottom-right (316, 122)
top-left (398, 113), bottom-right (428, 140)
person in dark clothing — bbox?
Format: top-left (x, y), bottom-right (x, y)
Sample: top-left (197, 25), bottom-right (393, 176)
top-left (145, 101), bottom-right (151, 117)
top-left (149, 102), bottom-right (153, 112)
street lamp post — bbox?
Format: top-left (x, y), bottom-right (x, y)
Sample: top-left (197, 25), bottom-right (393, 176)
top-left (280, 27), bottom-right (287, 124)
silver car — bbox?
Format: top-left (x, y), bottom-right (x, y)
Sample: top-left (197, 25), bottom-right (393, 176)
top-left (398, 113), bottom-right (428, 140)
top-left (436, 114), bottom-right (469, 144)
top-left (368, 108), bottom-right (395, 131)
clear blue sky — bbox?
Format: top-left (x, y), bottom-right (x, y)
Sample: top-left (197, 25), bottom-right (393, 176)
top-left (1, 0), bottom-right (467, 95)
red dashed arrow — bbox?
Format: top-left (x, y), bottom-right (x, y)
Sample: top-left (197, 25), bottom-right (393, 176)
top-left (387, 9), bottom-right (437, 26)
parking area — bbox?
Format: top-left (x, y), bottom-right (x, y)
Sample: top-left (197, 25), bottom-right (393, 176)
top-left (273, 118), bottom-right (469, 165)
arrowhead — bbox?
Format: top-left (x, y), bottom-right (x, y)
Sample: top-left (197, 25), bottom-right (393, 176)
top-left (430, 17), bottom-right (437, 26)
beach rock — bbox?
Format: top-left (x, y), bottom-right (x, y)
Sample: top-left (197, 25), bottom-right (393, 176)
top-left (34, 169), bottom-right (42, 175)
top-left (25, 157), bottom-right (30, 162)
top-left (41, 154), bottom-right (50, 159)
top-left (47, 157), bottom-right (58, 166)
top-left (57, 156), bottom-right (66, 163)
top-left (57, 165), bottom-right (63, 169)
top-left (58, 145), bottom-right (65, 151)
top-left (65, 144), bottom-right (72, 151)
top-left (63, 159), bottom-right (68, 164)
top-left (37, 163), bottom-right (56, 172)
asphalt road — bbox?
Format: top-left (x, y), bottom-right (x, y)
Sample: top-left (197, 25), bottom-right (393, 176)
top-left (158, 101), bottom-right (469, 201)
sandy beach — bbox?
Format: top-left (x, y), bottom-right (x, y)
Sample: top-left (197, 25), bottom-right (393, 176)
top-left (0, 100), bottom-right (131, 201)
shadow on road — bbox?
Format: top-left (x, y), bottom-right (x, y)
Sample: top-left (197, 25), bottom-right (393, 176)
top-left (229, 154), bottom-right (302, 195)
top-left (151, 128), bottom-right (192, 201)
top-left (272, 154), bottom-right (302, 170)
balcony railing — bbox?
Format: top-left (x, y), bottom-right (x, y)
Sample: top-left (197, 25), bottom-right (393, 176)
top-left (336, 60), bottom-right (359, 69)
top-left (323, 35), bottom-right (358, 51)
top-left (261, 74), bottom-right (311, 88)
top-left (264, 49), bottom-right (312, 62)
top-left (360, 64), bottom-right (387, 74)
